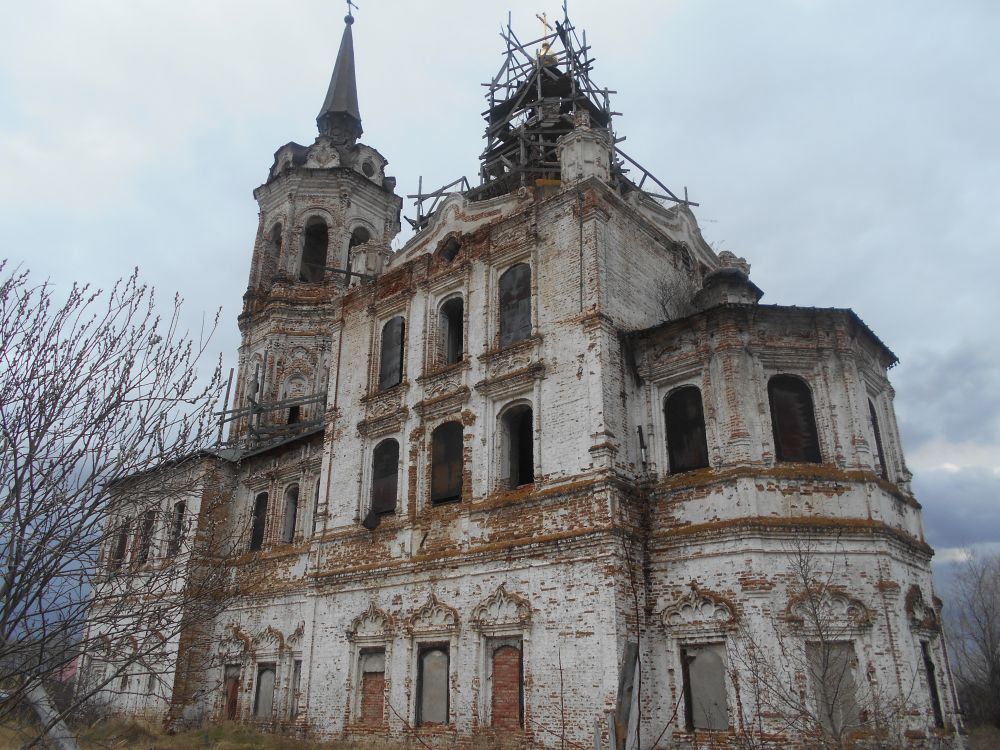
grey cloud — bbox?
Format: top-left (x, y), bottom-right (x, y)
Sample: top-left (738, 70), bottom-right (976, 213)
top-left (916, 467), bottom-right (1000, 551)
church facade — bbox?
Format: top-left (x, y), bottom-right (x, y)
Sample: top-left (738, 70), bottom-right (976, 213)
top-left (81, 11), bottom-right (964, 749)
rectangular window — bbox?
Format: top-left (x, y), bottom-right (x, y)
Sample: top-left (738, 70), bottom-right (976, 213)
top-left (136, 509), bottom-right (156, 565)
top-left (378, 316), bottom-right (405, 391)
top-left (921, 641), bottom-right (944, 728)
top-left (223, 664), bottom-right (240, 720)
top-left (417, 645), bottom-right (450, 725)
top-left (430, 422), bottom-right (463, 504)
top-left (290, 659), bottom-right (302, 719)
top-left (806, 641), bottom-right (859, 737)
top-left (490, 640), bottom-right (523, 729)
top-left (358, 649), bottom-right (386, 725)
top-left (254, 662), bottom-right (276, 720)
top-left (681, 643), bottom-right (728, 731)
top-left (166, 501), bottom-right (185, 557)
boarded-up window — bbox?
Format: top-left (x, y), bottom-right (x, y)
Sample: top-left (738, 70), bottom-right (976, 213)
top-left (431, 422), bottom-right (463, 504)
top-left (417, 646), bottom-right (449, 725)
top-left (281, 484), bottom-right (299, 544)
top-left (110, 520), bottom-right (129, 569)
top-left (665, 386), bottom-right (710, 474)
top-left (372, 439), bottom-right (399, 514)
top-left (440, 297), bottom-right (464, 365)
top-left (166, 500), bottom-right (185, 557)
top-left (299, 219), bottom-right (328, 282)
top-left (136, 509), bottom-right (156, 564)
top-left (768, 375), bottom-right (822, 463)
top-left (290, 659), bottom-right (302, 719)
top-left (868, 399), bottom-right (887, 479)
top-left (502, 405), bottom-right (534, 488)
top-left (359, 650), bottom-right (386, 725)
top-left (378, 316), bottom-right (405, 391)
top-left (921, 642), bottom-right (944, 728)
top-left (682, 644), bottom-right (728, 731)
top-left (806, 641), bottom-right (859, 737)
top-left (249, 492), bottom-right (268, 551)
top-left (224, 664), bottom-right (240, 720)
top-left (499, 263), bottom-right (531, 348)
top-left (254, 663), bottom-right (276, 720)
top-left (491, 643), bottom-right (523, 729)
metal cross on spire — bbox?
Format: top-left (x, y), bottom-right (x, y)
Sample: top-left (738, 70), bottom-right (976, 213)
top-left (346, 0), bottom-right (358, 20)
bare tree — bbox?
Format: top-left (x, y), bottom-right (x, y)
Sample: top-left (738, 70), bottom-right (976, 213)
top-left (947, 551), bottom-right (1000, 729)
top-left (0, 262), bottom-right (230, 746)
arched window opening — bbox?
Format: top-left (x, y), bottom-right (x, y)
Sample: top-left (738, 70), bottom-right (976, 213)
top-left (350, 226), bottom-right (371, 248)
top-left (281, 484), bottom-right (299, 544)
top-left (166, 501), bottom-right (185, 558)
top-left (498, 263), bottom-right (531, 348)
top-left (439, 297), bottom-right (464, 365)
top-left (372, 439), bottom-right (399, 515)
top-left (682, 644), bottom-right (729, 731)
top-left (417, 646), bottom-right (449, 725)
top-left (868, 399), bottom-right (887, 479)
top-left (378, 316), bottom-right (405, 391)
top-left (440, 237), bottom-right (461, 263)
top-left (269, 223), bottom-right (283, 257)
top-left (249, 492), bottom-right (268, 551)
top-left (665, 386), bottom-right (709, 474)
top-left (768, 375), bottom-right (822, 463)
top-left (431, 421), bottom-right (463, 504)
top-left (136, 509), bottom-right (156, 565)
top-left (110, 520), bottom-right (130, 569)
top-left (502, 405), bottom-right (534, 488)
top-left (299, 219), bottom-right (328, 282)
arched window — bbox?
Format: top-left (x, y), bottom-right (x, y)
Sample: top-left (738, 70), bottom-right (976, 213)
top-left (491, 643), bottom-right (523, 729)
top-left (299, 218), bottom-right (328, 282)
top-left (501, 404), bottom-right (534, 488)
top-left (868, 399), bottom-right (887, 479)
top-left (269, 223), bottom-right (282, 258)
top-left (417, 646), bottom-right (449, 725)
top-left (431, 421), bottom-right (463, 504)
top-left (281, 484), bottom-right (299, 544)
top-left (768, 375), bottom-right (821, 463)
top-left (664, 386), bottom-right (709, 474)
top-left (440, 237), bottom-right (461, 263)
top-left (110, 520), bottom-right (130, 569)
top-left (372, 439), bottom-right (399, 514)
top-left (136, 509), bottom-right (156, 565)
top-left (439, 297), bottom-right (464, 365)
top-left (499, 263), bottom-right (531, 348)
top-left (249, 492), bottom-right (268, 551)
top-left (378, 316), bottom-right (405, 391)
top-left (166, 500), bottom-right (185, 558)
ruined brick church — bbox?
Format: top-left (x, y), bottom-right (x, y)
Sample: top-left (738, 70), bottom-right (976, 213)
top-left (83, 9), bottom-right (964, 749)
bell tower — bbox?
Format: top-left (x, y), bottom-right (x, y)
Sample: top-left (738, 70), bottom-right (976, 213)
top-left (229, 11), bottom-right (402, 445)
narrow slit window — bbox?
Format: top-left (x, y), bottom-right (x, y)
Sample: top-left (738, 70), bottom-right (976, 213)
top-left (665, 386), bottom-right (710, 474)
top-left (499, 263), bottom-right (531, 348)
top-left (431, 421), bottom-right (463, 504)
top-left (768, 375), bottom-right (822, 463)
top-left (166, 501), bottom-right (185, 557)
top-left (269, 223), bottom-right (282, 257)
top-left (491, 643), bottom-right (523, 729)
top-left (249, 492), bottom-right (268, 551)
top-left (281, 484), bottom-right (299, 544)
top-left (502, 405), bottom-right (534, 488)
top-left (290, 659), bottom-right (302, 719)
top-left (371, 439), bottom-right (399, 514)
top-left (439, 297), bottom-right (464, 365)
top-left (359, 649), bottom-right (386, 725)
top-left (110, 520), bottom-right (130, 569)
top-left (921, 641), bottom-right (944, 728)
top-left (136, 509), bottom-right (156, 565)
top-left (378, 316), bottom-right (405, 391)
top-left (681, 643), bottom-right (729, 731)
top-left (299, 219), bottom-right (328, 282)
top-left (417, 646), bottom-right (449, 725)
top-left (868, 399), bottom-right (888, 479)
top-left (223, 664), bottom-right (240, 720)
top-left (254, 663), bottom-right (276, 720)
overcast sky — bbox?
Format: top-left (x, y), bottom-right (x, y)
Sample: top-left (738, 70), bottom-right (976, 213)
top-left (1, 1), bottom-right (997, 583)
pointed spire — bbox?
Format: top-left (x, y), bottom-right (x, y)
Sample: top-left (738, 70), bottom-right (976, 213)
top-left (317, 13), bottom-right (363, 144)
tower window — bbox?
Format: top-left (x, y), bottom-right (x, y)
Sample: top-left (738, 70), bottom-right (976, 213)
top-left (921, 641), bottom-right (945, 728)
top-left (501, 404), bottom-right (534, 488)
top-left (281, 484), bottom-right (299, 544)
top-left (269, 223), bottom-right (282, 257)
top-left (806, 641), bottom-right (859, 736)
top-left (681, 643), bottom-right (728, 731)
top-left (768, 375), bottom-right (822, 463)
top-left (868, 399), bottom-right (887, 479)
top-left (249, 492), bottom-right (268, 551)
top-left (110, 520), bottom-right (130, 570)
top-left (299, 219), bottom-right (328, 282)
top-left (498, 263), bottom-right (531, 348)
top-left (371, 439), bottom-right (399, 514)
top-left (430, 421), bottom-right (463, 504)
top-left (440, 237), bottom-right (461, 263)
top-left (166, 500), bottom-right (185, 557)
top-left (665, 386), bottom-right (710, 474)
top-left (378, 316), bottom-right (405, 391)
top-left (416, 646), bottom-right (450, 725)
top-left (136, 509), bottom-right (156, 565)
top-left (439, 297), bottom-right (464, 365)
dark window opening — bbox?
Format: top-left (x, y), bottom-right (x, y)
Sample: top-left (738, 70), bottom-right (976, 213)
top-left (417, 646), bottom-right (449, 725)
top-left (921, 641), bottom-right (944, 728)
top-left (503, 405), bottom-right (534, 488)
top-left (681, 644), bottom-right (728, 731)
top-left (290, 659), bottom-right (302, 719)
top-left (768, 375), bottom-right (822, 463)
top-left (224, 664), bottom-right (240, 720)
top-left (868, 399), bottom-right (888, 479)
top-left (499, 263), bottom-right (531, 348)
top-left (359, 649), bottom-right (386, 725)
top-left (249, 492), bottom-right (268, 551)
top-left (110, 521), bottom-right (130, 569)
top-left (281, 484), bottom-right (299, 544)
top-left (491, 643), bottom-right (523, 730)
top-left (350, 226), bottom-right (371, 248)
top-left (166, 501), bottom-right (185, 557)
top-left (665, 386), bottom-right (710, 474)
top-left (287, 404), bottom-right (300, 424)
top-left (431, 421), bottom-right (463, 504)
top-left (312, 480), bottom-right (321, 535)
top-left (269, 223), bottom-right (282, 257)
top-left (378, 316), bottom-right (405, 391)
top-left (807, 641), bottom-right (859, 737)
top-left (439, 297), bottom-right (464, 365)
top-left (254, 663), bottom-right (276, 720)
top-left (299, 220), bottom-right (328, 282)
top-left (120, 671), bottom-right (129, 691)
top-left (371, 439), bottom-right (399, 515)
top-left (136, 509), bottom-right (156, 565)
top-left (440, 237), bottom-right (461, 263)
